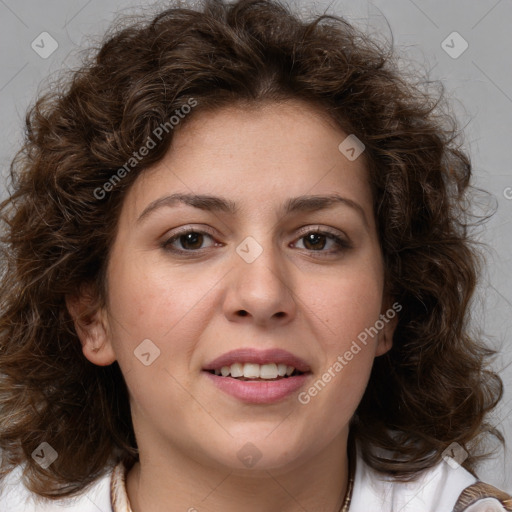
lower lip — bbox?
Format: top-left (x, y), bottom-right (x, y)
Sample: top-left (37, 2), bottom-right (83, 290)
top-left (203, 371), bottom-right (310, 404)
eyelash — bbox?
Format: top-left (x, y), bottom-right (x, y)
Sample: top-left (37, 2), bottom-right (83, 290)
top-left (161, 227), bottom-right (351, 257)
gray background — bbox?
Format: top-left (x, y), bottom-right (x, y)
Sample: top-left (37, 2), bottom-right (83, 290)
top-left (0, 0), bottom-right (510, 494)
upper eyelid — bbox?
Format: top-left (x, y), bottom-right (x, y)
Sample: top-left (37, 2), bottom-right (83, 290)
top-left (163, 224), bottom-right (348, 240)
top-left (162, 225), bottom-right (350, 249)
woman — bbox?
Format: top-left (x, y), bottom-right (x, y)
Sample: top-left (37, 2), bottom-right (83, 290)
top-left (0, 0), bottom-right (510, 510)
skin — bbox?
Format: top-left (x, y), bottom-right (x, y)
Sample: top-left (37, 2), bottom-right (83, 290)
top-left (67, 100), bottom-right (397, 512)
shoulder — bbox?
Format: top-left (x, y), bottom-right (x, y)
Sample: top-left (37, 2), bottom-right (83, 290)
top-left (349, 443), bottom-right (511, 512)
top-left (0, 462), bottom-right (115, 512)
top-left (452, 482), bottom-right (512, 512)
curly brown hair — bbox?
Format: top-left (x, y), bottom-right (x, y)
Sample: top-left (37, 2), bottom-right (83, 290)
top-left (0, 0), bottom-right (504, 500)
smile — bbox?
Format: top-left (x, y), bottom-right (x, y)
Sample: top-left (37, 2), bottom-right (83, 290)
top-left (207, 362), bottom-right (304, 380)
top-left (203, 368), bottom-right (311, 404)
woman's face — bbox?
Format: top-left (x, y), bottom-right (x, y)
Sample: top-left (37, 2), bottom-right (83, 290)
top-left (83, 100), bottom-right (396, 472)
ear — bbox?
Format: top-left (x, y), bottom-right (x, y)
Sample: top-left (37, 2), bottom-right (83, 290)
top-left (66, 284), bottom-right (116, 366)
top-left (375, 297), bottom-right (400, 357)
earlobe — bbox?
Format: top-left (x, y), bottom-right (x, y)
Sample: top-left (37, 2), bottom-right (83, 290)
top-left (65, 286), bottom-right (116, 367)
top-left (375, 299), bottom-right (399, 357)
top-left (375, 326), bottom-right (394, 357)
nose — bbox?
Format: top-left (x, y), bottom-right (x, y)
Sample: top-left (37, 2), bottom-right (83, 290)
top-left (223, 237), bottom-right (297, 327)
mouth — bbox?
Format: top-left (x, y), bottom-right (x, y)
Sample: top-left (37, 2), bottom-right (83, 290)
top-left (202, 348), bottom-right (312, 403)
top-left (204, 362), bottom-right (308, 381)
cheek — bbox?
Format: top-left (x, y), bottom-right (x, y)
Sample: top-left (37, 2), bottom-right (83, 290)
top-left (310, 258), bottom-right (384, 344)
top-left (299, 274), bottom-right (381, 426)
top-left (105, 251), bottom-right (220, 371)
top-left (104, 257), bottom-right (204, 416)
top-left (311, 257), bottom-right (385, 408)
top-left (108, 250), bottom-right (184, 328)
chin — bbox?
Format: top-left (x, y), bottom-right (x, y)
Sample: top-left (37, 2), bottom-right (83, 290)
top-left (201, 434), bottom-right (307, 472)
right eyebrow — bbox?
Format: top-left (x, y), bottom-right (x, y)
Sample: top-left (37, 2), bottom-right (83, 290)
top-left (137, 193), bottom-right (238, 224)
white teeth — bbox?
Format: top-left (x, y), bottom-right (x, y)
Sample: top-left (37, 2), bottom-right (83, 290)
top-left (277, 363), bottom-right (288, 377)
top-left (230, 362), bottom-right (244, 377)
top-left (259, 363), bottom-right (278, 379)
top-left (243, 363), bottom-right (260, 378)
top-left (213, 362), bottom-right (298, 379)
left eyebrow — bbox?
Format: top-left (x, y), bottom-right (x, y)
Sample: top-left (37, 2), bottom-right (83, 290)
top-left (136, 192), bottom-right (369, 229)
top-left (283, 194), bottom-right (369, 229)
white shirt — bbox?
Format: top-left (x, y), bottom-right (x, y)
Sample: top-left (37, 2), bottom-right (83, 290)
top-left (0, 443), bottom-right (510, 511)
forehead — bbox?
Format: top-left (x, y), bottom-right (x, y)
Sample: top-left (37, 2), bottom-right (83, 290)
top-left (170, 99), bottom-right (354, 158)
top-left (122, 99), bottom-right (373, 224)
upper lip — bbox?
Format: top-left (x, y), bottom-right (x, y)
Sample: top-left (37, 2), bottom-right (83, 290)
top-left (203, 348), bottom-right (312, 373)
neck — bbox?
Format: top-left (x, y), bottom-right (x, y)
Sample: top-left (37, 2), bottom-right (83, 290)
top-left (125, 429), bottom-right (351, 512)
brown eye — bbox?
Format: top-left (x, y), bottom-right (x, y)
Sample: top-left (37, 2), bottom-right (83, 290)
top-left (162, 230), bottom-right (216, 253)
top-left (293, 229), bottom-right (351, 255)
top-left (176, 232), bottom-right (205, 250)
top-left (302, 232), bottom-right (328, 251)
